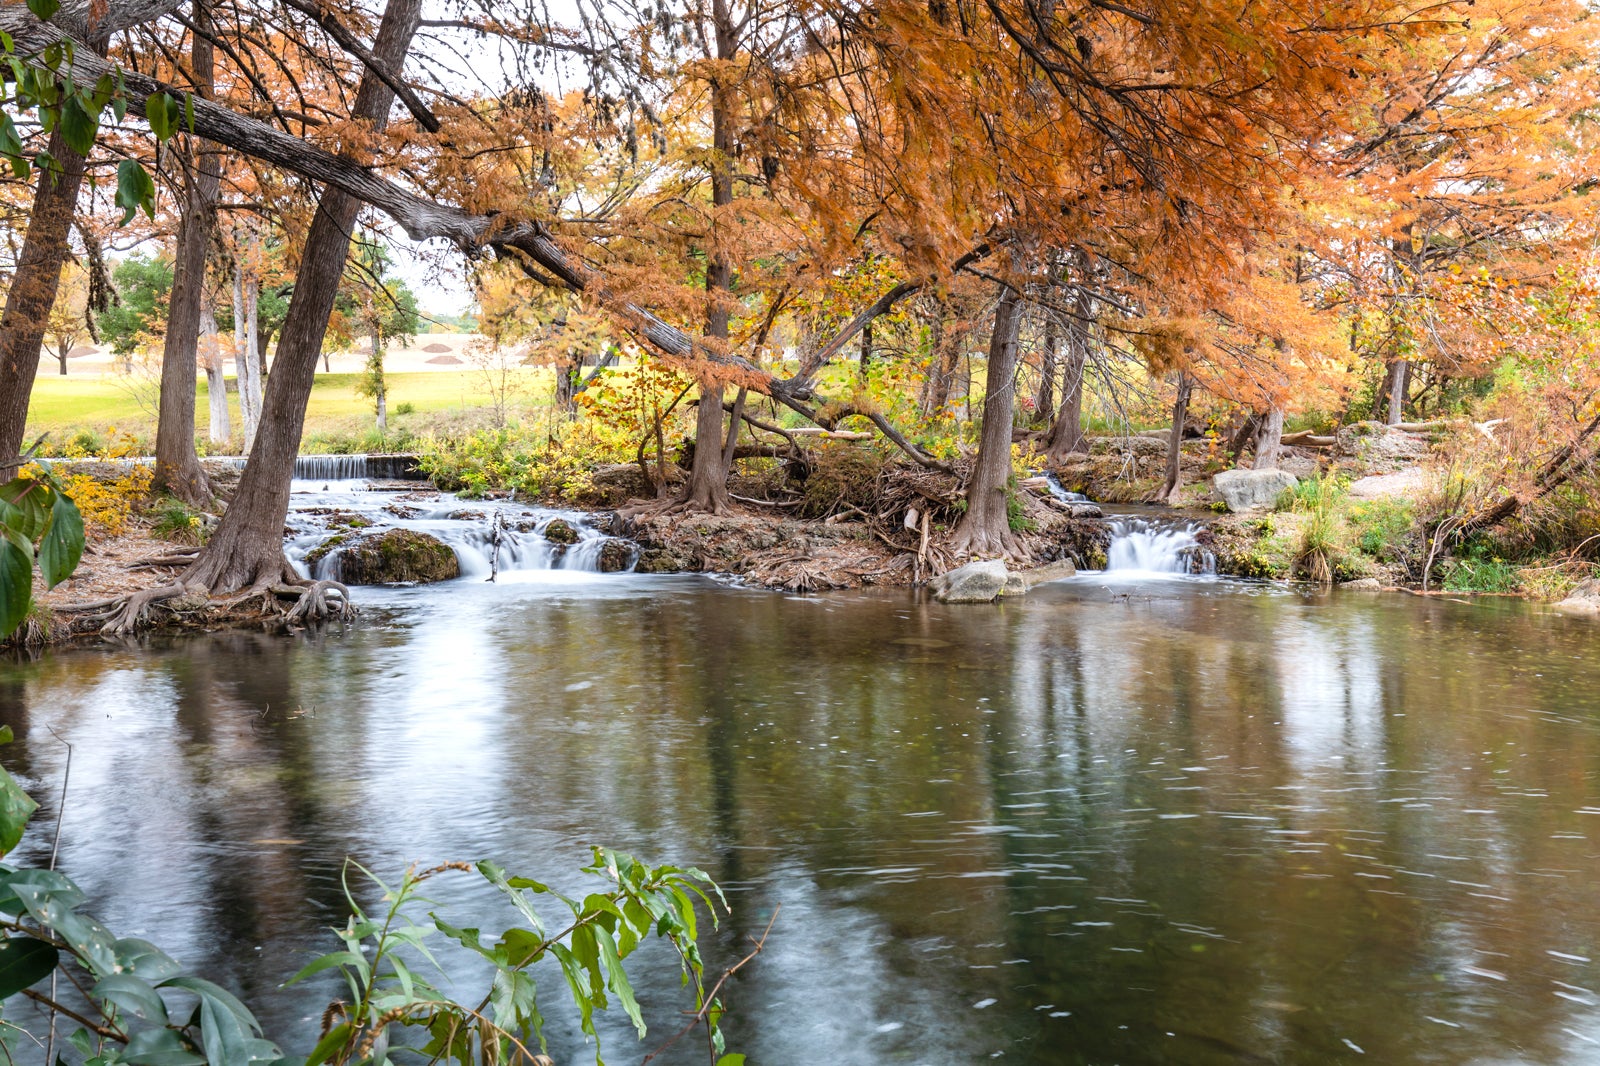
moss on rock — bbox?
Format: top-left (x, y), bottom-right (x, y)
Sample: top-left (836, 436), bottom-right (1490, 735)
top-left (318, 528), bottom-right (461, 584)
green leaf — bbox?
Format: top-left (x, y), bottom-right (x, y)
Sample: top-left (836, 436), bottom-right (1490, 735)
top-left (595, 928), bottom-right (644, 1037)
top-left (716, 1056), bottom-right (746, 1066)
top-left (0, 479), bottom-right (49, 540)
top-left (115, 159), bottom-right (155, 224)
top-left (93, 973), bottom-right (169, 1023)
top-left (0, 935), bottom-right (57, 997)
top-left (38, 493), bottom-right (81, 589)
top-left (25, 0), bottom-right (61, 22)
top-left (57, 94), bottom-right (95, 157)
top-left (0, 538), bottom-right (33, 640)
top-left (113, 938), bottom-right (183, 982)
top-left (0, 764), bottom-right (36, 857)
top-left (144, 91), bottom-right (180, 141)
top-left (123, 1028), bottom-right (207, 1066)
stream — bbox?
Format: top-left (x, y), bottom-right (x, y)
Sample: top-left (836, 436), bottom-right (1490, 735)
top-left (3, 480), bottom-right (1600, 1064)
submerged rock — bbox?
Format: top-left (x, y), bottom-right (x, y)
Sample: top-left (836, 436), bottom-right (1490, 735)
top-left (311, 528), bottom-right (460, 585)
top-left (1213, 468), bottom-right (1298, 512)
top-left (930, 560), bottom-right (1010, 603)
top-left (1018, 558), bottom-right (1078, 587)
top-left (1557, 579), bottom-right (1600, 615)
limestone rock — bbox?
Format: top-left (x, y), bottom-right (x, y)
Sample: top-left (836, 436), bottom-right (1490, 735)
top-left (1000, 573), bottom-right (1028, 597)
top-left (1556, 579), bottom-right (1600, 615)
top-left (1018, 558), bottom-right (1078, 587)
top-left (1335, 421), bottom-right (1431, 470)
top-left (1213, 468), bottom-right (1299, 512)
top-left (1339, 577), bottom-right (1384, 591)
top-left (542, 518), bottom-right (580, 544)
top-left (930, 560), bottom-right (1010, 603)
top-left (1347, 468), bottom-right (1426, 501)
top-left (311, 528), bottom-right (460, 585)
top-left (595, 538), bottom-right (635, 573)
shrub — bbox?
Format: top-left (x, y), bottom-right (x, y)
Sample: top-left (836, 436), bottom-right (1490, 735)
top-left (394, 400), bottom-right (416, 415)
top-left (150, 496), bottom-right (209, 544)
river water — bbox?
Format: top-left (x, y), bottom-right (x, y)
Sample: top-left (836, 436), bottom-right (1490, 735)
top-left (3, 489), bottom-right (1600, 1064)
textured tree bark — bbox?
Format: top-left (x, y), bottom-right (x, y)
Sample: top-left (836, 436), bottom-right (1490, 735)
top-left (153, 0), bottom-right (222, 505)
top-left (1253, 406), bottom-right (1284, 470)
top-left (183, 0), bottom-right (422, 594)
top-left (369, 331), bottom-right (387, 432)
top-left (950, 284), bottom-right (1025, 557)
top-left (1159, 373), bottom-right (1193, 504)
top-left (0, 131), bottom-right (87, 476)
top-left (1385, 359), bottom-right (1409, 425)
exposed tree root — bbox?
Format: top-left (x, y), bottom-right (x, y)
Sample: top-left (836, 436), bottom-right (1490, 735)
top-left (57, 573), bottom-right (354, 638)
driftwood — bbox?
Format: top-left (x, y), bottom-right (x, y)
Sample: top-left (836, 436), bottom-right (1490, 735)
top-left (1281, 430), bottom-right (1336, 447)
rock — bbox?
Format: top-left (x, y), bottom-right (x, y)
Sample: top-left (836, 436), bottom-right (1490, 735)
top-left (543, 518), bottom-right (579, 544)
top-left (1018, 558), bottom-right (1078, 587)
top-left (930, 560), bottom-right (1010, 603)
top-left (1556, 579), bottom-right (1600, 614)
top-left (595, 538), bottom-right (635, 573)
top-left (313, 528), bottom-right (460, 585)
top-left (1000, 573), bottom-right (1028, 596)
top-left (1213, 468), bottom-right (1299, 512)
top-left (446, 508), bottom-right (486, 521)
top-left (1335, 421), bottom-right (1431, 469)
top-left (1339, 577), bottom-right (1384, 591)
top-left (1347, 468), bottom-right (1426, 501)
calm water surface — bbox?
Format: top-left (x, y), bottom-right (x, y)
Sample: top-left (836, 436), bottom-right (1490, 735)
top-left (3, 564), bottom-right (1600, 1064)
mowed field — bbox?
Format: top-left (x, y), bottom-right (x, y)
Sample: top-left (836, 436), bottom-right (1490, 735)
top-left (23, 370), bottom-right (555, 448)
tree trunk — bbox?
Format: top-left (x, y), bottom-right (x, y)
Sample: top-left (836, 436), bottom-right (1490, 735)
top-left (153, 0), bottom-right (222, 506)
top-left (182, 0), bottom-right (422, 594)
top-left (1385, 359), bottom-right (1409, 426)
top-left (56, 341), bottom-right (68, 376)
top-left (925, 323), bottom-right (962, 415)
top-left (1036, 319), bottom-right (1057, 421)
top-left (1226, 411), bottom-right (1260, 463)
top-left (232, 262), bottom-right (261, 451)
top-left (950, 284), bottom-right (1025, 557)
top-left (1043, 286), bottom-right (1090, 462)
top-left (677, 0), bottom-right (736, 513)
top-left (858, 319), bottom-right (873, 377)
top-left (1159, 373), bottom-right (1193, 504)
top-left (1253, 406), bottom-right (1284, 470)
top-left (203, 303), bottom-right (229, 443)
top-left (0, 130), bottom-right (87, 476)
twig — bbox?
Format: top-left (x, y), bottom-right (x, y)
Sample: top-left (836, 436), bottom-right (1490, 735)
top-left (43, 728), bottom-right (71, 1066)
top-left (642, 906), bottom-right (779, 1066)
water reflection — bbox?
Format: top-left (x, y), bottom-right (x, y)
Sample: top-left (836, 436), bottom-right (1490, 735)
top-left (3, 575), bottom-right (1600, 1064)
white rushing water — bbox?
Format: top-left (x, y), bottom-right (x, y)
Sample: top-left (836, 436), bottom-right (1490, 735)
top-left (1102, 516), bottom-right (1215, 577)
top-left (283, 480), bottom-right (636, 582)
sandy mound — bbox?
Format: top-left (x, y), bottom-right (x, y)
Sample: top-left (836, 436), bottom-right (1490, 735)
top-left (69, 345), bottom-right (98, 358)
top-left (422, 342), bottom-right (452, 353)
top-left (426, 354), bottom-right (463, 365)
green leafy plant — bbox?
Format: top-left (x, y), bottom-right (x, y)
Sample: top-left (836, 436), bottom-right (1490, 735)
top-left (0, 460), bottom-right (84, 637)
top-left (150, 496), bottom-right (209, 544)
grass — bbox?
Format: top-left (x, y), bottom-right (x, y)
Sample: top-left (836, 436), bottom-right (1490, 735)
top-left (24, 370), bottom-right (558, 452)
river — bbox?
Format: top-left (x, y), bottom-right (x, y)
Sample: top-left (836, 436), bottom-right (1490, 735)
top-left (2, 485), bottom-right (1599, 1064)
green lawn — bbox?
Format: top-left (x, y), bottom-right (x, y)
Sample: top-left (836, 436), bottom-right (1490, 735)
top-left (24, 370), bottom-right (557, 452)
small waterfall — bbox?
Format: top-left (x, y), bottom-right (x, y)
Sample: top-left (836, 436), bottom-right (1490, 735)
top-left (1041, 473), bottom-right (1091, 504)
top-left (285, 487), bottom-right (636, 583)
top-left (1104, 517), bottom-right (1215, 576)
top-left (291, 454), bottom-right (424, 482)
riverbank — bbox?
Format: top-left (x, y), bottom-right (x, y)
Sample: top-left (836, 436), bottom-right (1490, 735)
top-left (13, 424), bottom-right (1599, 648)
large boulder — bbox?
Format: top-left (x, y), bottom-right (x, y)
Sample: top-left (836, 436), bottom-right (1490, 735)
top-left (1556, 579), bottom-right (1600, 615)
top-left (595, 538), bottom-right (635, 573)
top-left (309, 528), bottom-right (460, 584)
top-left (1213, 468), bottom-right (1299, 513)
top-left (930, 560), bottom-right (1010, 603)
top-left (542, 518), bottom-right (580, 544)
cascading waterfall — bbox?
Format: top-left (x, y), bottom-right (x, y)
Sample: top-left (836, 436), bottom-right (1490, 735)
top-left (1103, 517), bottom-right (1215, 576)
top-left (284, 483), bottom-right (637, 582)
